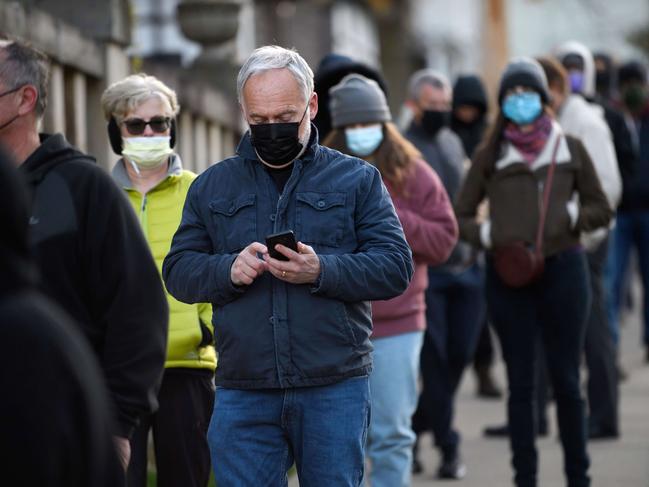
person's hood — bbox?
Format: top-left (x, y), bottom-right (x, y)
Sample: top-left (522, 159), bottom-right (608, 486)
top-left (20, 133), bottom-right (94, 186)
top-left (452, 74), bottom-right (488, 113)
top-left (555, 40), bottom-right (596, 98)
top-left (594, 52), bottom-right (615, 98)
top-left (313, 53), bottom-right (388, 139)
top-left (0, 147), bottom-right (39, 295)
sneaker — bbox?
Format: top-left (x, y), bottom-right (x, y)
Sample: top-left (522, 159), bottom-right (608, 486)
top-left (437, 453), bottom-right (467, 480)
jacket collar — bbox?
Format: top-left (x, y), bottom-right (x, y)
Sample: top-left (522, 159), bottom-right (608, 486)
top-left (111, 153), bottom-right (183, 190)
top-left (496, 120), bottom-right (571, 171)
top-left (236, 122), bottom-right (321, 165)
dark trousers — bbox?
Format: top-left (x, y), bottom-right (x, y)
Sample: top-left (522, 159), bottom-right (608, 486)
top-left (127, 369), bottom-right (215, 487)
top-left (584, 237), bottom-right (619, 433)
top-left (412, 266), bottom-right (484, 456)
top-left (487, 249), bottom-right (591, 487)
top-left (473, 320), bottom-right (496, 369)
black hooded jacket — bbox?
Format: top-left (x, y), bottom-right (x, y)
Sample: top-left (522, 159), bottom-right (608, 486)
top-left (0, 150), bottom-right (124, 486)
top-left (451, 74), bottom-right (489, 159)
top-left (18, 133), bottom-right (168, 438)
top-left (314, 53), bottom-right (389, 140)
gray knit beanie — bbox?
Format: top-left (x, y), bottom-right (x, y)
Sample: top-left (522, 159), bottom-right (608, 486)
top-left (329, 74), bottom-right (392, 128)
top-left (498, 57), bottom-right (550, 105)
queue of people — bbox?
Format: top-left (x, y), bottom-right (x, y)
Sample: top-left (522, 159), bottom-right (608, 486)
top-left (2, 31), bottom-right (648, 487)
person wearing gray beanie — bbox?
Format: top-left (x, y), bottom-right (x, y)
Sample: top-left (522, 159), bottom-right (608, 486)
top-left (329, 74), bottom-right (391, 130)
top-left (324, 73), bottom-right (459, 486)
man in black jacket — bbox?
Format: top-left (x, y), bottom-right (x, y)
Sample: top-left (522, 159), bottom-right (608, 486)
top-left (0, 149), bottom-right (124, 486)
top-left (0, 36), bottom-right (168, 469)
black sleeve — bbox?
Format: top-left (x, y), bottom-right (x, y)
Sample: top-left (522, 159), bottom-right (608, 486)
top-left (80, 165), bottom-right (168, 438)
top-left (0, 294), bottom-right (124, 487)
top-left (604, 105), bottom-right (637, 183)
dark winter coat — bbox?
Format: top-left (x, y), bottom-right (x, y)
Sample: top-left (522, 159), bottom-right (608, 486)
top-left (163, 127), bottom-right (413, 389)
top-left (19, 133), bottom-right (168, 438)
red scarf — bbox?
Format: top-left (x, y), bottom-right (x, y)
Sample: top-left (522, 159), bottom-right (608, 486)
top-left (504, 114), bottom-right (553, 165)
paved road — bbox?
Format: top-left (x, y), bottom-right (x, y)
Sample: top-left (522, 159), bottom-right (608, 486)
top-left (288, 284), bottom-right (649, 486)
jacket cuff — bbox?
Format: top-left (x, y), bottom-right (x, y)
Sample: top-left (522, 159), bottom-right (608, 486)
top-left (311, 254), bottom-right (337, 295)
top-left (116, 417), bottom-right (136, 440)
top-left (214, 254), bottom-right (246, 302)
top-left (567, 201), bottom-right (579, 229)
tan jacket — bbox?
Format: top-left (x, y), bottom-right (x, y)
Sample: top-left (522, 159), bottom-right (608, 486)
top-left (455, 122), bottom-right (612, 257)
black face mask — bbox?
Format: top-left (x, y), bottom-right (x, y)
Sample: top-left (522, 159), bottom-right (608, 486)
top-left (420, 110), bottom-right (450, 136)
top-left (249, 107), bottom-right (308, 167)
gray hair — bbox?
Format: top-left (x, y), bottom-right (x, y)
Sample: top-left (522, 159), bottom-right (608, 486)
top-left (0, 37), bottom-right (50, 117)
top-left (237, 45), bottom-right (314, 104)
top-left (407, 69), bottom-right (452, 101)
top-left (100, 73), bottom-right (180, 122)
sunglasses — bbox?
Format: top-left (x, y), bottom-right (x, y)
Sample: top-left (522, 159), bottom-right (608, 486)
top-left (122, 116), bottom-right (171, 135)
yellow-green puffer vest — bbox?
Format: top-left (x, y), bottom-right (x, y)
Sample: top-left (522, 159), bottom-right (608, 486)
top-left (114, 158), bottom-right (216, 371)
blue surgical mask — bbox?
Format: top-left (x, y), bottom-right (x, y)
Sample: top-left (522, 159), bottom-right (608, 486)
top-left (502, 92), bottom-right (543, 125)
top-left (345, 124), bottom-right (383, 157)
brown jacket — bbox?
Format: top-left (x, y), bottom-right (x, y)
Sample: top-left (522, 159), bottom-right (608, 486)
top-left (455, 122), bottom-right (612, 257)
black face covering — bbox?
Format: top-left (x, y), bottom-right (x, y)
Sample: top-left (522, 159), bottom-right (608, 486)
top-left (249, 107), bottom-right (308, 167)
top-left (420, 110), bottom-right (450, 136)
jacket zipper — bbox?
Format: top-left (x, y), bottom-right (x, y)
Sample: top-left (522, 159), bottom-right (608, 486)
top-left (140, 194), bottom-right (148, 238)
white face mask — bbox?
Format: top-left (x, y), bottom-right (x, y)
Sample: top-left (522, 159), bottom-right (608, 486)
top-left (122, 136), bottom-right (173, 170)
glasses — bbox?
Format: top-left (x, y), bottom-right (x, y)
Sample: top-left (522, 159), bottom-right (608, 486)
top-left (122, 116), bottom-right (171, 135)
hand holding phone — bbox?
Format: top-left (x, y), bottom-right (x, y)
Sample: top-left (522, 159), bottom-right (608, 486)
top-left (265, 230), bottom-right (298, 261)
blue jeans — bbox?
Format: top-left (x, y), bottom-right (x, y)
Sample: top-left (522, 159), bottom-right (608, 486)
top-left (207, 377), bottom-right (370, 486)
top-left (487, 249), bottom-right (591, 487)
top-left (606, 211), bottom-right (649, 346)
top-left (367, 331), bottom-right (423, 487)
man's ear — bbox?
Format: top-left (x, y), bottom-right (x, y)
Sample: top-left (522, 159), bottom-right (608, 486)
top-left (17, 85), bottom-right (39, 116)
top-left (308, 91), bottom-right (318, 120)
top-left (405, 99), bottom-right (421, 120)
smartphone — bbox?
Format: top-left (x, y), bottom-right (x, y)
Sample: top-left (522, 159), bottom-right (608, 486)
top-left (265, 230), bottom-right (298, 261)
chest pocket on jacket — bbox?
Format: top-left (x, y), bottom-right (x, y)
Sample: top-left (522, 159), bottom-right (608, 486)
top-left (296, 192), bottom-right (346, 248)
top-left (209, 194), bottom-right (257, 252)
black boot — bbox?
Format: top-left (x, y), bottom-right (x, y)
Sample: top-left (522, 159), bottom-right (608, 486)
top-left (475, 364), bottom-right (503, 398)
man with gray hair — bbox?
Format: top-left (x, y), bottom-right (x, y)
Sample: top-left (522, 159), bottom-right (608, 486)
top-left (163, 45), bottom-right (413, 485)
top-left (0, 35), bottom-right (168, 480)
top-left (405, 69), bottom-right (484, 479)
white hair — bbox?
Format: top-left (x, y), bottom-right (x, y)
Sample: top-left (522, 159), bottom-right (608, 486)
top-left (407, 69), bottom-right (452, 101)
top-left (237, 45), bottom-right (314, 103)
top-left (100, 73), bottom-right (179, 122)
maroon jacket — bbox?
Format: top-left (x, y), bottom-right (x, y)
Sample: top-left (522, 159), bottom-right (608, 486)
top-left (372, 158), bottom-right (458, 339)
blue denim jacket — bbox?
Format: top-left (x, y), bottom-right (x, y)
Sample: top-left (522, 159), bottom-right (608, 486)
top-left (163, 127), bottom-right (413, 389)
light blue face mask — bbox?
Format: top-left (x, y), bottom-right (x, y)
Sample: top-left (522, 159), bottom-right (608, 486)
top-left (345, 124), bottom-right (383, 157)
top-left (502, 92), bottom-right (543, 125)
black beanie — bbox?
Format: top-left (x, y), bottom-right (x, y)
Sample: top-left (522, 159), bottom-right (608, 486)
top-left (618, 61), bottom-right (647, 86)
top-left (498, 57), bottom-right (550, 105)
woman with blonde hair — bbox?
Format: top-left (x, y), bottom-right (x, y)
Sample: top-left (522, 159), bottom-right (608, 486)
top-left (324, 74), bottom-right (458, 487)
top-left (101, 73), bottom-right (216, 487)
